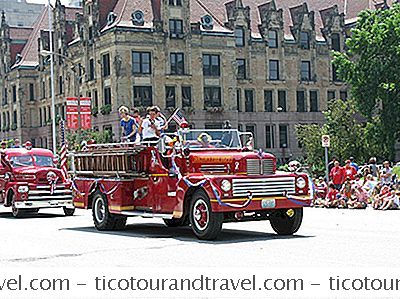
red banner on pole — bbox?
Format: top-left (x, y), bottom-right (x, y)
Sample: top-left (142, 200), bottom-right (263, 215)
top-left (66, 97), bottom-right (91, 130)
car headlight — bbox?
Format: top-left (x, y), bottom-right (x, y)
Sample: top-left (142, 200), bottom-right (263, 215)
top-left (296, 177), bottom-right (306, 189)
top-left (220, 180), bottom-right (232, 192)
top-left (18, 186), bottom-right (29, 193)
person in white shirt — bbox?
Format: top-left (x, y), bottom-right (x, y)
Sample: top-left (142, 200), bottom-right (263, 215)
top-left (139, 106), bottom-right (162, 142)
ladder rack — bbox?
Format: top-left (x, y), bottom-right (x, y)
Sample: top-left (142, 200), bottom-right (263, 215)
top-left (71, 143), bottom-right (150, 177)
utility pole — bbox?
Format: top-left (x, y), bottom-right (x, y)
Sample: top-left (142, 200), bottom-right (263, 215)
top-left (48, 0), bottom-right (57, 154)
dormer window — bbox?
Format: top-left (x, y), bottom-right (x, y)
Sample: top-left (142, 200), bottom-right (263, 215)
top-left (235, 27), bottom-right (245, 47)
top-left (107, 12), bottom-right (117, 25)
top-left (132, 10), bottom-right (144, 26)
top-left (201, 15), bottom-right (214, 30)
top-left (300, 31), bottom-right (310, 49)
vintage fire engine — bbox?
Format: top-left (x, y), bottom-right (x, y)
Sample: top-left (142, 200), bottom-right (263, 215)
top-left (72, 129), bottom-right (312, 240)
top-left (0, 146), bottom-right (74, 217)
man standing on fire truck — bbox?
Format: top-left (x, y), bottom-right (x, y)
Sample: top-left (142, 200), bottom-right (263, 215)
top-left (139, 106), bottom-right (163, 143)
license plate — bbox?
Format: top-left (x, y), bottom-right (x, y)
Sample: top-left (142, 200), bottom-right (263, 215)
top-left (49, 201), bottom-right (59, 206)
top-left (261, 199), bottom-right (276, 209)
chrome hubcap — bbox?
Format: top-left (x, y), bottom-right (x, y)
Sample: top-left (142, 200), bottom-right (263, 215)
top-left (193, 199), bottom-right (209, 231)
top-left (95, 197), bottom-right (106, 223)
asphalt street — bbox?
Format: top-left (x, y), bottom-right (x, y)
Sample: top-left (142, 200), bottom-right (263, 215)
top-left (0, 206), bottom-right (398, 268)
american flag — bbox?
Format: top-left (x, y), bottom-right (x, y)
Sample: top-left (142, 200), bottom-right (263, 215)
top-left (59, 119), bottom-right (69, 181)
top-left (169, 108), bottom-right (187, 126)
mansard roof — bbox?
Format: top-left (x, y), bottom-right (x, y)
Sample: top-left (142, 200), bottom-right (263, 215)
top-left (97, 0), bottom-right (395, 40)
top-left (101, 0), bottom-right (159, 32)
top-left (12, 6), bottom-right (81, 69)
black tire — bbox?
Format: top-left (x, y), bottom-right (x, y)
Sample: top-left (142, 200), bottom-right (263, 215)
top-left (26, 208), bottom-right (39, 214)
top-left (92, 191), bottom-right (127, 231)
top-left (163, 217), bottom-right (188, 227)
top-left (189, 189), bottom-right (223, 240)
top-left (269, 208), bottom-right (303, 235)
top-left (63, 207), bottom-right (75, 216)
top-left (11, 193), bottom-right (24, 218)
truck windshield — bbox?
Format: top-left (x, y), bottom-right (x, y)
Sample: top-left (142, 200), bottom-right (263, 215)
top-left (9, 155), bottom-right (53, 168)
top-left (9, 155), bottom-right (33, 167)
top-left (181, 129), bottom-right (242, 149)
top-left (34, 155), bottom-right (54, 167)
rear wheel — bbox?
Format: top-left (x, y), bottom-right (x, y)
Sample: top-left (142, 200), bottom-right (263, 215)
top-left (269, 208), bottom-right (303, 235)
top-left (189, 190), bottom-right (223, 240)
top-left (63, 207), bottom-right (75, 216)
top-left (92, 191), bottom-right (127, 231)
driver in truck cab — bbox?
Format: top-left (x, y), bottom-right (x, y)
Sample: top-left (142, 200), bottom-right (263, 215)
top-left (197, 133), bottom-right (213, 148)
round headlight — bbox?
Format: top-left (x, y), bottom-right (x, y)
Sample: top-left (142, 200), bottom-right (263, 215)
top-left (18, 186), bottom-right (29, 193)
top-left (296, 177), bottom-right (306, 189)
top-left (220, 180), bottom-right (232, 192)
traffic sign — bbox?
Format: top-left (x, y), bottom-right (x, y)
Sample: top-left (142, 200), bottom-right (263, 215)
top-left (322, 135), bottom-right (330, 147)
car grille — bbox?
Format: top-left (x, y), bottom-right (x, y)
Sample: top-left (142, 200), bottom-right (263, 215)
top-left (200, 165), bottom-right (227, 173)
top-left (232, 177), bottom-right (295, 197)
top-left (28, 185), bottom-right (72, 201)
top-left (246, 159), bottom-right (274, 175)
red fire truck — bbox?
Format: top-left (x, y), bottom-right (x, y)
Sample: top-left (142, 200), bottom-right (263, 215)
top-left (0, 146), bottom-right (74, 217)
top-left (72, 129), bottom-right (312, 240)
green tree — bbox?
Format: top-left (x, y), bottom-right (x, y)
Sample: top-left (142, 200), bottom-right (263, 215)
top-left (333, 4), bottom-right (400, 159)
top-left (66, 130), bottom-right (113, 151)
top-left (296, 99), bottom-right (377, 176)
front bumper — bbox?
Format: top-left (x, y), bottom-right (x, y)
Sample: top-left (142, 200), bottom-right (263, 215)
top-left (210, 195), bottom-right (312, 212)
top-left (14, 199), bottom-right (74, 209)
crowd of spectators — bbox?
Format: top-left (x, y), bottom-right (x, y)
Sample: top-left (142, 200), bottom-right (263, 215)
top-left (312, 157), bottom-right (400, 210)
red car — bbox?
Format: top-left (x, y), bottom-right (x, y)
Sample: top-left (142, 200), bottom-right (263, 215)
top-left (0, 147), bottom-right (74, 217)
top-left (72, 129), bottom-right (312, 240)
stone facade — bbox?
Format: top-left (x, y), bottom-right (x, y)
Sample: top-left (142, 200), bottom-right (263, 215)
top-left (0, 0), bottom-right (386, 161)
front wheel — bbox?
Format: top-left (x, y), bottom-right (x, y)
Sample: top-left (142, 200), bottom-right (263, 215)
top-left (11, 194), bottom-right (24, 218)
top-left (92, 191), bottom-right (127, 231)
top-left (189, 190), bottom-right (223, 240)
top-left (269, 208), bottom-right (303, 235)
top-left (63, 207), bottom-right (75, 216)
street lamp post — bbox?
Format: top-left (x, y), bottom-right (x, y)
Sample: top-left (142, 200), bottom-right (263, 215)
top-left (48, 0), bottom-right (56, 153)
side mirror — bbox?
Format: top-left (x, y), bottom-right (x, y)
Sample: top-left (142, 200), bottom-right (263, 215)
top-left (53, 155), bottom-right (59, 165)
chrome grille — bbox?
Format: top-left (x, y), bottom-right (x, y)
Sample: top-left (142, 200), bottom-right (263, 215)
top-left (246, 159), bottom-right (260, 175)
top-left (232, 177), bottom-right (295, 197)
top-left (200, 165), bottom-right (226, 173)
top-left (262, 159), bottom-right (274, 175)
top-left (28, 185), bottom-right (72, 201)
top-left (246, 159), bottom-right (274, 175)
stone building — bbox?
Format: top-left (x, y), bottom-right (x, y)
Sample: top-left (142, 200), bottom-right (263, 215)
top-left (0, 0), bottom-right (44, 27)
top-left (0, 0), bottom-right (394, 160)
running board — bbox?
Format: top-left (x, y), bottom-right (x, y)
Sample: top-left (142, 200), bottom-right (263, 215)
top-left (120, 210), bottom-right (173, 219)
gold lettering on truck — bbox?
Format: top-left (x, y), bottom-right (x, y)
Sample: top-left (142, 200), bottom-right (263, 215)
top-left (192, 156), bottom-right (234, 163)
